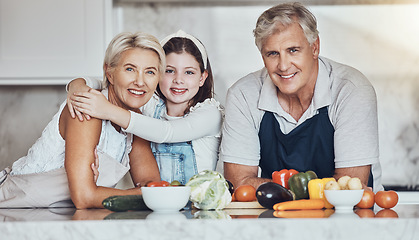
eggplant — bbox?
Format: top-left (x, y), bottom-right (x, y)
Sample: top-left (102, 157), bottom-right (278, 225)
top-left (226, 180), bottom-right (234, 195)
top-left (256, 182), bottom-right (294, 209)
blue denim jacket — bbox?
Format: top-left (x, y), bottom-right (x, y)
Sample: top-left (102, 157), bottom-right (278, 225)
top-left (150, 99), bottom-right (198, 185)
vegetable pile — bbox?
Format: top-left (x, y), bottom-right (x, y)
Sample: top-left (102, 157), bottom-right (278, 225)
top-left (255, 170), bottom-right (399, 212)
top-left (102, 169), bottom-right (399, 214)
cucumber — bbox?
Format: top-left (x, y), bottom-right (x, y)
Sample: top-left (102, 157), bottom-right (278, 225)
top-left (102, 195), bottom-right (150, 212)
top-left (104, 211), bottom-right (150, 220)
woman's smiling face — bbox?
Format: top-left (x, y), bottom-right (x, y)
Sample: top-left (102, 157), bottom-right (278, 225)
top-left (159, 52), bottom-right (207, 116)
top-left (107, 48), bottom-right (160, 110)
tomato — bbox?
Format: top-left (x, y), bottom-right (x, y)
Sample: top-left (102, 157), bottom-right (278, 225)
top-left (146, 181), bottom-right (170, 187)
top-left (375, 190), bottom-right (398, 209)
top-left (355, 209), bottom-right (375, 218)
top-left (375, 209), bottom-right (399, 218)
top-left (161, 181), bottom-right (170, 186)
top-left (234, 185), bottom-right (257, 202)
top-left (356, 189), bottom-right (375, 209)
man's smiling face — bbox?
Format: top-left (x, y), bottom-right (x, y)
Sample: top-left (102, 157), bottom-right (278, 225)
top-left (261, 21), bottom-right (319, 97)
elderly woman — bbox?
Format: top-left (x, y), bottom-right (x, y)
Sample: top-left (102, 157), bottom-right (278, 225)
top-left (0, 32), bottom-right (165, 209)
top-left (221, 2), bottom-right (383, 192)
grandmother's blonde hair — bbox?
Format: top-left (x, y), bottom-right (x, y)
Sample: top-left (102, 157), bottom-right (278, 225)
top-left (102, 32), bottom-right (166, 88)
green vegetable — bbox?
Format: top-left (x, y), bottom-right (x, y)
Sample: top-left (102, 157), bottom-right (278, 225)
top-left (170, 180), bottom-right (182, 186)
top-left (102, 195), bottom-right (150, 212)
top-left (186, 170), bottom-right (232, 210)
top-left (288, 170), bottom-right (318, 200)
top-left (104, 211), bottom-right (150, 220)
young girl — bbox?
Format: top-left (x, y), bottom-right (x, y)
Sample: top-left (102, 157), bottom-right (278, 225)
top-left (0, 32), bottom-right (165, 208)
top-left (68, 30), bottom-right (223, 185)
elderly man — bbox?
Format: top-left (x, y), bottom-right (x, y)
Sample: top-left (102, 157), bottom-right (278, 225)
top-left (221, 2), bottom-right (383, 192)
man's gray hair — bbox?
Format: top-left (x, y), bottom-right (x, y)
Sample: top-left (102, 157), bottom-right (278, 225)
top-left (253, 2), bottom-right (319, 51)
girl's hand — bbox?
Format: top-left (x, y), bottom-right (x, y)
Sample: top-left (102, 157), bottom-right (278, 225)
top-left (67, 78), bottom-right (92, 121)
top-left (91, 148), bottom-right (99, 183)
top-left (71, 89), bottom-right (115, 120)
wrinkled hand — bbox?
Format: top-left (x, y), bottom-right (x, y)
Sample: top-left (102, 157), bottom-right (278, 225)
top-left (91, 148), bottom-right (100, 183)
top-left (71, 89), bottom-right (113, 120)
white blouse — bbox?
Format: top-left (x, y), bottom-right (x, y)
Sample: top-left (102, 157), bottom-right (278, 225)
top-left (11, 89), bottom-right (131, 180)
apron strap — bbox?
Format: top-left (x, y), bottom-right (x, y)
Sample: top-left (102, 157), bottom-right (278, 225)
top-left (0, 167), bottom-right (11, 185)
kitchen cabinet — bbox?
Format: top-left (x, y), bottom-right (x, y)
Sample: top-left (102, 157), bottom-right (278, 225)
top-left (0, 0), bottom-right (112, 85)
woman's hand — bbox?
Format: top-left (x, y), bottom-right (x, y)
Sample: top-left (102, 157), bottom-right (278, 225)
top-left (67, 78), bottom-right (92, 121)
top-left (71, 89), bottom-right (116, 121)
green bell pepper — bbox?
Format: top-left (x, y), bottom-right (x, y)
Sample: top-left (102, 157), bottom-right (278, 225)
top-left (288, 170), bottom-right (318, 200)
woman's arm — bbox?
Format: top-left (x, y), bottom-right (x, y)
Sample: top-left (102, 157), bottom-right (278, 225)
top-left (60, 106), bottom-right (142, 209)
top-left (129, 136), bottom-right (161, 187)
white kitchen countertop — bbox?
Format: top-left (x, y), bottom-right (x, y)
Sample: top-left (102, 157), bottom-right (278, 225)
top-left (1, 192), bottom-right (418, 240)
top-left (397, 191), bottom-right (419, 204)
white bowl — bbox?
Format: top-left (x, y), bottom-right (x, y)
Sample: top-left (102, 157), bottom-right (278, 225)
top-left (324, 189), bottom-right (364, 212)
top-left (146, 211), bottom-right (187, 220)
top-left (141, 186), bottom-right (191, 212)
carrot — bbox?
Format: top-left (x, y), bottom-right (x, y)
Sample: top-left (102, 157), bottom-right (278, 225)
top-left (273, 209), bottom-right (325, 218)
top-left (273, 199), bottom-right (325, 211)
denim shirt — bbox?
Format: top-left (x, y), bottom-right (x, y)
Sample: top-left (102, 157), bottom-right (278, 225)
top-left (150, 99), bottom-right (198, 185)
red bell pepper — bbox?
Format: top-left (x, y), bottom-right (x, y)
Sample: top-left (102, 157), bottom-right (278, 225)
top-left (272, 169), bottom-right (299, 189)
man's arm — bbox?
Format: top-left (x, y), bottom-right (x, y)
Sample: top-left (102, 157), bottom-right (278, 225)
top-left (224, 162), bottom-right (271, 190)
top-left (220, 77), bottom-right (266, 190)
top-left (332, 80), bottom-right (379, 190)
top-left (334, 165), bottom-right (371, 189)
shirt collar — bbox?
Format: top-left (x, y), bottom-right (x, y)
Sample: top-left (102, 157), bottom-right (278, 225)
top-left (312, 57), bottom-right (332, 110)
top-left (258, 56), bottom-right (331, 113)
top-left (258, 68), bottom-right (278, 113)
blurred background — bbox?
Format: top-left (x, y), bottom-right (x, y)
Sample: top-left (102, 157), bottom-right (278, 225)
top-left (1, 0), bottom-right (418, 189)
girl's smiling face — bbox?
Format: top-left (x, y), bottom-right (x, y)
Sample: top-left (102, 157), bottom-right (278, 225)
top-left (159, 52), bottom-right (207, 116)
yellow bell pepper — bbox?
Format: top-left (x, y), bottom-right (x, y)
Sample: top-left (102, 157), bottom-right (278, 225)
top-left (308, 178), bottom-right (335, 209)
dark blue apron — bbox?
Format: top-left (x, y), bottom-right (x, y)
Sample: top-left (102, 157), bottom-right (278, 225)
top-left (258, 106), bottom-right (335, 179)
top-left (258, 106), bottom-right (373, 188)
